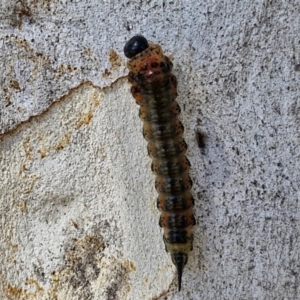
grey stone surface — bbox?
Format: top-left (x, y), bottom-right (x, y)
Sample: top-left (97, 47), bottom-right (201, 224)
top-left (1, 1), bottom-right (300, 299)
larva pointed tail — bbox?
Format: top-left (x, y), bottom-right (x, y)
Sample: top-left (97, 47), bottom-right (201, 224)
top-left (171, 252), bottom-right (188, 292)
top-left (177, 265), bottom-right (183, 292)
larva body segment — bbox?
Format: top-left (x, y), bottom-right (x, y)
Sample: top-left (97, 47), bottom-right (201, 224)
top-left (124, 36), bottom-right (195, 291)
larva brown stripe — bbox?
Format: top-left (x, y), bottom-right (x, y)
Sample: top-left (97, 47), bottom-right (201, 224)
top-left (124, 36), bottom-right (195, 292)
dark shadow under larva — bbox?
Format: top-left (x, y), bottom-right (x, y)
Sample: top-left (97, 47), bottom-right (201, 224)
top-left (124, 36), bottom-right (195, 292)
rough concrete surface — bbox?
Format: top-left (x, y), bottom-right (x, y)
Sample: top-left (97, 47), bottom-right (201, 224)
top-left (0, 0), bottom-right (300, 299)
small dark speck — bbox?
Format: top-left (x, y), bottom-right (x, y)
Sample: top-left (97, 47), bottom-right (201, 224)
top-left (196, 131), bottom-right (206, 152)
top-left (251, 180), bottom-right (258, 186)
top-left (295, 64), bottom-right (300, 71)
top-left (291, 270), bottom-right (298, 276)
top-left (232, 147), bottom-right (240, 155)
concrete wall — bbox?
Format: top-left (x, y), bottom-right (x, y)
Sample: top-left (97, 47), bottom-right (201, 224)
top-left (1, 1), bottom-right (300, 299)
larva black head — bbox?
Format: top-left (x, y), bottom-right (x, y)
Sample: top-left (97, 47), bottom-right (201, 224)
top-left (124, 35), bottom-right (149, 58)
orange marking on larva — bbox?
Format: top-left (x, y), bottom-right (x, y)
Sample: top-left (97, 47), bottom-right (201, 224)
top-left (157, 192), bottom-right (195, 212)
top-left (151, 155), bottom-right (190, 176)
top-left (170, 75), bottom-right (178, 97)
top-left (142, 119), bottom-right (184, 141)
top-left (170, 101), bottom-right (180, 115)
top-left (155, 173), bottom-right (193, 194)
top-left (130, 85), bottom-right (144, 105)
top-left (124, 36), bottom-right (195, 292)
top-left (147, 137), bottom-right (187, 159)
top-left (159, 211), bottom-right (195, 229)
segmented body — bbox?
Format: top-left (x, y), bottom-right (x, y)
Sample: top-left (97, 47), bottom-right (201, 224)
top-left (124, 36), bottom-right (195, 291)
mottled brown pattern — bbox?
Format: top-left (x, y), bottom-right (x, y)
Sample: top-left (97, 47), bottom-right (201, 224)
top-left (125, 37), bottom-right (195, 291)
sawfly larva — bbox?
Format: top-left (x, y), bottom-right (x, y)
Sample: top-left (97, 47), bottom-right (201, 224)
top-left (124, 36), bottom-right (195, 291)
